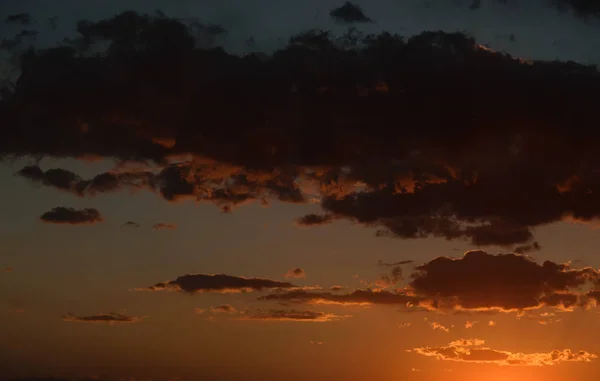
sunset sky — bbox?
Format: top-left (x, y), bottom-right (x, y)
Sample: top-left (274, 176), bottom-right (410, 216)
top-left (2, 1), bottom-right (600, 381)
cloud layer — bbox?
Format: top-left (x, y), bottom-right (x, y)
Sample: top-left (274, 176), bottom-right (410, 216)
top-left (141, 273), bottom-right (296, 293)
top-left (411, 338), bottom-right (597, 366)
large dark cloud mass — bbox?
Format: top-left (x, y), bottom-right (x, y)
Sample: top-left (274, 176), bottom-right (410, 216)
top-left (260, 251), bottom-right (600, 313)
top-left (3, 10), bottom-right (600, 247)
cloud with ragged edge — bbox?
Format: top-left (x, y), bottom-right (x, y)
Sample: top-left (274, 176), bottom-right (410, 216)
top-left (2, 10), bottom-right (600, 248)
top-left (61, 313), bottom-right (145, 324)
top-left (430, 322), bottom-right (450, 332)
top-left (259, 251), bottom-right (600, 314)
top-left (259, 288), bottom-right (422, 307)
top-left (409, 250), bottom-right (600, 312)
top-left (236, 309), bottom-right (349, 322)
top-left (295, 214), bottom-right (333, 227)
top-left (121, 221), bottom-right (140, 228)
top-left (39, 207), bottom-right (103, 225)
top-left (210, 304), bottom-right (237, 313)
top-left (410, 338), bottom-right (597, 366)
top-left (284, 268), bottom-right (306, 279)
top-left (138, 273), bottom-right (296, 293)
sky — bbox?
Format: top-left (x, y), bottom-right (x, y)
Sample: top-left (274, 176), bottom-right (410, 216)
top-left (2, 1), bottom-right (600, 381)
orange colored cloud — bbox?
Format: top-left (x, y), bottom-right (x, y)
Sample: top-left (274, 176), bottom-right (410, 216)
top-left (411, 339), bottom-right (597, 366)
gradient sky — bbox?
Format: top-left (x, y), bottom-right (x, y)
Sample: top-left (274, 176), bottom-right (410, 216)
top-left (2, 1), bottom-right (600, 381)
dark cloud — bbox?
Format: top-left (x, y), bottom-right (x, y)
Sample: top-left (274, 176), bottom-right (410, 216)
top-left (329, 2), bottom-right (372, 23)
top-left (409, 250), bottom-right (600, 312)
top-left (284, 268), bottom-right (306, 278)
top-left (5, 13), bottom-right (32, 25)
top-left (260, 251), bottom-right (600, 313)
top-left (140, 273), bottom-right (296, 293)
top-left (3, 11), bottom-right (600, 248)
top-left (237, 309), bottom-right (349, 322)
top-left (295, 213), bottom-right (333, 227)
top-left (61, 312), bottom-right (145, 324)
top-left (40, 207), bottom-right (103, 225)
top-left (121, 221), bottom-right (140, 228)
top-left (411, 338), bottom-right (597, 366)
top-left (375, 260), bottom-right (412, 287)
top-left (152, 222), bottom-right (177, 230)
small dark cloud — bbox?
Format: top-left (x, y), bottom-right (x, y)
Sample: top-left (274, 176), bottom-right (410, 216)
top-left (330, 285), bottom-right (344, 291)
top-left (513, 241), bottom-right (541, 254)
top-left (121, 221), bottom-right (140, 228)
top-left (469, 0), bottom-right (482, 10)
top-left (40, 207), bottom-right (103, 225)
top-left (3, 267), bottom-right (12, 272)
top-left (140, 273), bottom-right (296, 293)
top-left (295, 214), bottom-right (333, 227)
top-left (5, 13), bottom-right (31, 25)
top-left (61, 312), bottom-right (145, 324)
top-left (152, 223), bottom-right (177, 230)
top-left (329, 2), bottom-right (373, 23)
top-left (284, 268), bottom-right (306, 278)
top-left (237, 309), bottom-right (349, 322)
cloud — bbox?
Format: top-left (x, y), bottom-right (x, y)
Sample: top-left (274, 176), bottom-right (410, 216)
top-left (259, 289), bottom-right (421, 307)
top-left (430, 322), bottom-right (450, 332)
top-left (194, 308), bottom-right (206, 315)
top-left (3, 267), bottom-right (12, 272)
top-left (140, 273), bottom-right (296, 293)
top-left (284, 268), bottom-right (306, 279)
top-left (295, 214), bottom-right (333, 227)
top-left (4, 12), bottom-right (600, 249)
top-left (376, 260), bottom-right (412, 287)
top-left (409, 250), bottom-right (600, 312)
top-left (398, 322), bottom-right (411, 328)
top-left (152, 223), bottom-right (177, 230)
top-left (465, 320), bottom-right (478, 328)
top-left (259, 250), bottom-right (600, 314)
top-left (329, 1), bottom-right (372, 23)
top-left (210, 304), bottom-right (237, 313)
top-left (61, 313), bottom-right (145, 324)
top-left (489, 320), bottom-right (496, 327)
top-left (411, 339), bottom-right (597, 366)
top-left (236, 309), bottom-right (349, 322)
top-left (121, 221), bottom-right (140, 228)
top-left (40, 207), bottom-right (103, 225)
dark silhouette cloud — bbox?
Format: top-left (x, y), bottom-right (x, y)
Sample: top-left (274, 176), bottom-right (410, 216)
top-left (140, 273), bottom-right (296, 293)
top-left (295, 213), bottom-right (334, 227)
top-left (409, 250), bottom-right (600, 312)
top-left (284, 268), bottom-right (306, 278)
top-left (260, 250), bottom-right (600, 313)
top-left (329, 2), bottom-right (372, 23)
top-left (61, 312), bottom-right (145, 324)
top-left (152, 223), bottom-right (177, 230)
top-left (121, 221), bottom-right (140, 228)
top-left (237, 309), bottom-right (349, 322)
top-left (39, 207), bottom-right (103, 225)
top-left (3, 11), bottom-right (600, 248)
